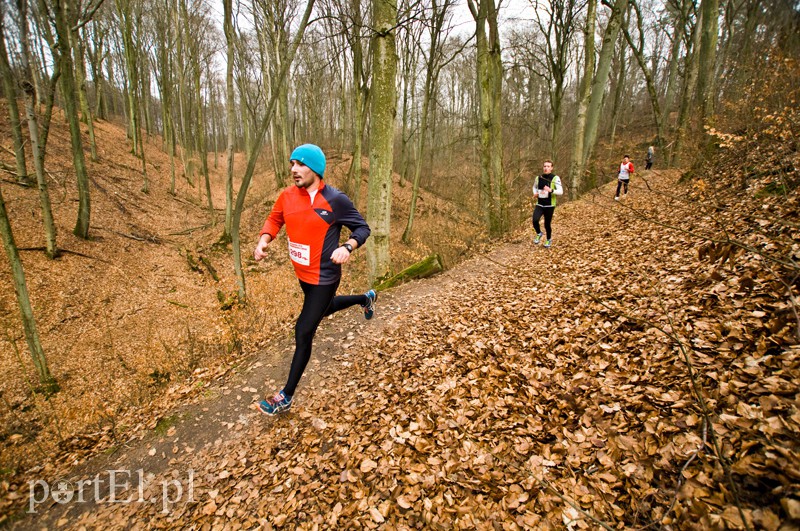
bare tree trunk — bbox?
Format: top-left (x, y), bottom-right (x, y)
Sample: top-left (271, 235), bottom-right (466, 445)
top-left (582, 0), bottom-right (627, 166)
top-left (192, 53), bottom-right (213, 219)
top-left (696, 0), bottom-right (719, 129)
top-left (51, 0), bottom-right (92, 238)
top-left (223, 0), bottom-right (236, 242)
top-left (209, 70), bottom-right (219, 170)
top-left (274, 82), bottom-right (290, 182)
top-left (343, 0), bottom-right (369, 205)
top-left (663, 0), bottom-right (690, 130)
top-left (347, 76), bottom-right (364, 202)
top-left (0, 185), bottom-right (57, 391)
top-left (398, 31), bottom-right (415, 189)
top-left (366, 0), bottom-right (398, 283)
top-left (153, 0), bottom-right (177, 194)
top-left (672, 7), bottom-right (701, 166)
top-left (26, 4), bottom-right (48, 103)
top-left (86, 20), bottom-right (109, 121)
top-left (469, 0), bottom-right (506, 234)
top-left (137, 94), bottom-right (149, 193)
top-left (0, 5), bottom-right (29, 184)
top-left (73, 26), bottom-right (98, 161)
top-left (336, 48), bottom-right (348, 156)
top-left (231, 0), bottom-right (315, 300)
top-left (267, 83), bottom-right (290, 189)
top-left (469, 0), bottom-right (494, 232)
top-left (622, 1), bottom-right (665, 151)
top-left (398, 20), bottom-right (421, 189)
top-left (403, 0), bottom-right (452, 243)
top-left (16, 0), bottom-right (59, 259)
top-left (488, 0), bottom-right (506, 233)
top-left (535, 0), bottom-right (581, 159)
top-left (728, 0), bottom-right (760, 93)
top-left (116, 0), bottom-right (148, 192)
top-left (568, 0), bottom-right (595, 200)
top-left (608, 39), bottom-right (627, 147)
top-left (104, 51), bottom-right (116, 117)
top-left (166, 110), bottom-right (177, 193)
top-left (142, 64), bottom-right (154, 137)
top-left (175, 2), bottom-right (193, 187)
top-left (402, 81), bottom-right (431, 244)
top-left (254, 0), bottom-right (292, 188)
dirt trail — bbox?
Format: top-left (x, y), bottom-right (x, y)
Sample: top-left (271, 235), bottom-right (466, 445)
top-left (11, 217), bottom-right (518, 529)
top-left (14, 169), bottom-right (792, 529)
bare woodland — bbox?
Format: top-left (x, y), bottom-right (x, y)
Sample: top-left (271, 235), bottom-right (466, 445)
top-left (0, 0), bottom-right (799, 527)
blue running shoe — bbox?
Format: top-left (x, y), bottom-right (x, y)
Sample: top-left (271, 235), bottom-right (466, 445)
top-left (543, 239), bottom-right (552, 248)
top-left (534, 233), bottom-right (543, 245)
top-left (362, 289), bottom-right (377, 320)
top-left (258, 390), bottom-right (292, 415)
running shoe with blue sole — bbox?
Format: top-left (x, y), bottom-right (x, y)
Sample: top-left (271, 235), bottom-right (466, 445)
top-left (363, 289), bottom-right (377, 320)
top-left (258, 390), bottom-right (292, 415)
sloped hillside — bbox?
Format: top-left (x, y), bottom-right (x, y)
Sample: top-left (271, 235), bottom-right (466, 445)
top-left (0, 101), bottom-right (483, 502)
top-left (29, 163), bottom-right (799, 529)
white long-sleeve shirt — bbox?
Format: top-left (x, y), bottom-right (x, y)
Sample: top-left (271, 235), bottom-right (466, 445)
top-left (618, 162), bottom-right (634, 180)
top-left (533, 174), bottom-right (564, 207)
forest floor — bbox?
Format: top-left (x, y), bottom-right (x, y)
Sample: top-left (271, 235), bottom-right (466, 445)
top-left (6, 167), bottom-right (799, 529)
top-left (0, 103), bottom-right (483, 527)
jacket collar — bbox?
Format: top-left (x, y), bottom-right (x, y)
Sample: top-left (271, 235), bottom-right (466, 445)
top-left (297, 180), bottom-right (325, 196)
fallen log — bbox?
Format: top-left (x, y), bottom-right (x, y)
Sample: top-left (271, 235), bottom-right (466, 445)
top-left (375, 254), bottom-right (443, 291)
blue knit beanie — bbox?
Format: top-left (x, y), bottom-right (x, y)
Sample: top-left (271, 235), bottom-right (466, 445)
top-left (290, 144), bottom-right (326, 178)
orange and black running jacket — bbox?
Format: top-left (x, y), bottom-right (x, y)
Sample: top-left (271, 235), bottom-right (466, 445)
top-left (260, 182), bottom-right (371, 285)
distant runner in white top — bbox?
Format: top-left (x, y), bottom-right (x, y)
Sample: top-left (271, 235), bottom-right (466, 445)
top-left (532, 159), bottom-right (563, 248)
top-left (615, 155), bottom-right (634, 200)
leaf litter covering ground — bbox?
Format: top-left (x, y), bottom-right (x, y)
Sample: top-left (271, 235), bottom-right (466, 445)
top-left (0, 98), bottom-right (481, 514)
top-left (48, 168), bottom-right (799, 530)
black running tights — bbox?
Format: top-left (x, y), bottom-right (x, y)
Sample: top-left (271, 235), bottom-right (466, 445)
top-left (284, 280), bottom-right (366, 396)
top-left (615, 179), bottom-right (629, 197)
top-left (532, 205), bottom-right (555, 240)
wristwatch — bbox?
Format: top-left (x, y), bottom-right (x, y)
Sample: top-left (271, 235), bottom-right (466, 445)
top-left (342, 243), bottom-right (354, 253)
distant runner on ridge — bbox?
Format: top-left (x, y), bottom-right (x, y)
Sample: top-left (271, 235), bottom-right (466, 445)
top-left (645, 145), bottom-right (654, 170)
top-left (615, 154), bottom-right (634, 201)
top-left (253, 143), bottom-right (376, 415)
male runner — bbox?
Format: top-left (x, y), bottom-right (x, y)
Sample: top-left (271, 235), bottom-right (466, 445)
top-left (253, 144), bottom-right (376, 415)
top-left (532, 159), bottom-right (563, 249)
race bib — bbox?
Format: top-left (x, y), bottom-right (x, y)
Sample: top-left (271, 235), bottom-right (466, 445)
top-left (538, 190), bottom-right (549, 198)
top-left (288, 239), bottom-right (310, 266)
